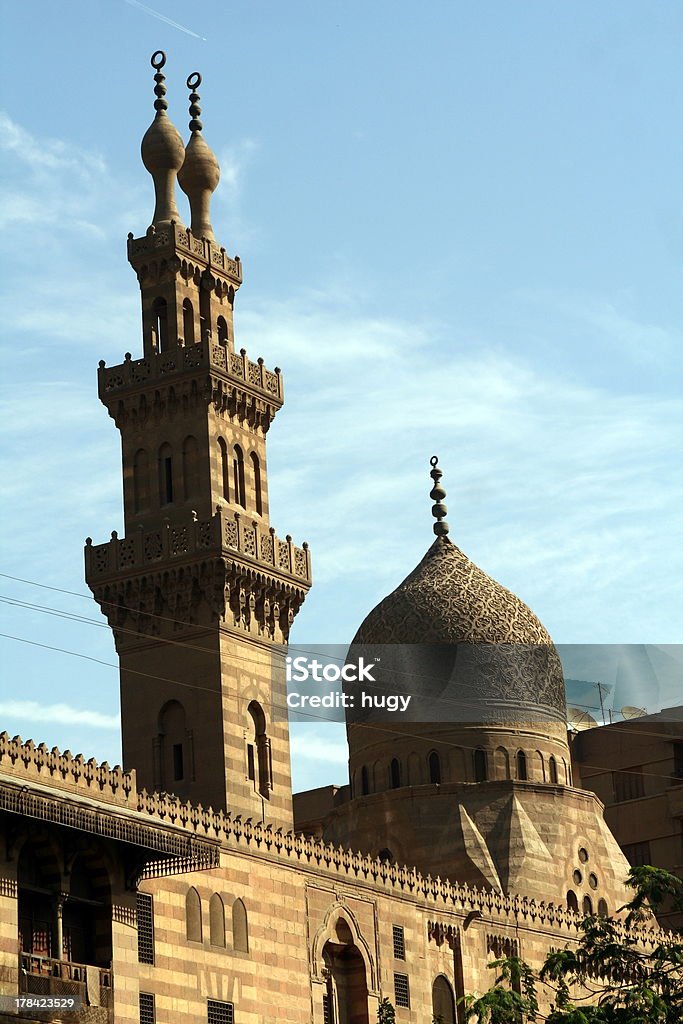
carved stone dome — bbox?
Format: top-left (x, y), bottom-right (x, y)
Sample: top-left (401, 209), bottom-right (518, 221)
top-left (352, 535), bottom-right (566, 719)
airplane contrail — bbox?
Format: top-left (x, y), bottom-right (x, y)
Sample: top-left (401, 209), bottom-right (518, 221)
top-left (123, 0), bottom-right (207, 41)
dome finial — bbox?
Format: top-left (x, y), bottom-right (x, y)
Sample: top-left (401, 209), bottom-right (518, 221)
top-left (140, 51), bottom-right (185, 228)
top-left (429, 456), bottom-right (449, 536)
top-left (178, 70), bottom-right (221, 241)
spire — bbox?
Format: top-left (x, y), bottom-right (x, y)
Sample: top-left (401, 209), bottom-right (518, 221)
top-left (429, 456), bottom-right (449, 536)
top-left (140, 51), bottom-right (185, 228)
top-left (178, 72), bottom-right (220, 242)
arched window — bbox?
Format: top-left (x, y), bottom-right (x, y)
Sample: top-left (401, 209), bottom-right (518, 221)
top-left (390, 758), bottom-right (401, 789)
top-left (233, 444), bottom-right (246, 508)
top-left (494, 746), bottom-right (510, 779)
top-left (133, 448), bottom-right (149, 513)
top-left (516, 750), bottom-right (528, 781)
top-left (209, 894), bottom-right (225, 947)
top-left (158, 443), bottom-right (173, 505)
top-left (549, 755), bottom-right (558, 784)
top-left (232, 899), bottom-right (248, 953)
top-left (432, 975), bottom-right (456, 1024)
top-left (360, 765), bottom-right (369, 796)
top-left (217, 315), bottom-right (228, 345)
top-left (247, 701), bottom-right (271, 799)
top-left (428, 751), bottom-right (441, 785)
top-left (152, 297), bottom-right (168, 353)
top-left (199, 281), bottom-right (211, 341)
top-left (378, 849), bottom-right (394, 864)
top-left (182, 298), bottom-right (195, 346)
top-left (182, 436), bottom-right (199, 500)
top-left (566, 890), bottom-right (579, 912)
top-left (535, 750), bottom-right (545, 781)
top-left (218, 438), bottom-right (230, 500)
top-left (597, 898), bottom-right (608, 917)
top-left (158, 700), bottom-right (188, 789)
top-left (185, 887), bottom-right (202, 942)
top-left (474, 748), bottom-right (488, 782)
top-left (251, 452), bottom-right (263, 516)
top-left (582, 895), bottom-right (593, 916)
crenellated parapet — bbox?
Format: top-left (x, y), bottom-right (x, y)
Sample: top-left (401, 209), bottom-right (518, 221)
top-left (0, 732), bottom-right (136, 808)
top-left (98, 340), bottom-right (283, 433)
top-left (85, 507), bottom-right (311, 644)
top-left (127, 222), bottom-right (243, 287)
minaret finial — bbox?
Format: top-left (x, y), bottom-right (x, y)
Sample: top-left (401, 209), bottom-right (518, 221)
top-left (187, 72), bottom-right (203, 132)
top-left (178, 70), bottom-right (220, 241)
top-left (141, 51), bottom-right (185, 228)
top-left (151, 50), bottom-right (168, 112)
top-left (429, 456), bottom-right (449, 536)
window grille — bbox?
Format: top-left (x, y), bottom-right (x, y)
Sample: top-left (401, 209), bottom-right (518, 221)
top-left (322, 993), bottom-right (333, 1024)
top-left (139, 992), bottom-right (155, 1024)
top-left (623, 840), bottom-right (651, 866)
top-left (208, 999), bottom-right (234, 1024)
top-left (137, 893), bottom-right (154, 965)
top-left (392, 924), bottom-right (405, 960)
top-left (394, 972), bottom-right (410, 1008)
top-left (614, 768), bottom-right (645, 802)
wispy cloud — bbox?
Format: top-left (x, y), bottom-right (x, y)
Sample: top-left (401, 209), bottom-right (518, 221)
top-left (0, 701), bottom-right (120, 731)
top-left (122, 0), bottom-right (206, 41)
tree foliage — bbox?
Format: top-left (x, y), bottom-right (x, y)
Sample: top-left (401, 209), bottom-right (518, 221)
top-left (462, 867), bottom-right (683, 1024)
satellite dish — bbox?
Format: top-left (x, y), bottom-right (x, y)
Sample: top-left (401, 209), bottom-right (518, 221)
top-left (567, 707), bottom-right (599, 731)
top-left (621, 706), bottom-right (647, 720)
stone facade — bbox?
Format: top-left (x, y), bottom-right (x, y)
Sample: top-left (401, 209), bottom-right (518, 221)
top-left (0, 53), bottom-right (667, 1024)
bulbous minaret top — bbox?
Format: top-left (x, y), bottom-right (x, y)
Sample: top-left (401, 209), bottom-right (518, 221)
top-left (140, 51), bottom-right (185, 228)
top-left (178, 72), bottom-right (221, 242)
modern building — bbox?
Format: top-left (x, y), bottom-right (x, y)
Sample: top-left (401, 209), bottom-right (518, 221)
top-left (0, 53), bottom-right (655, 1024)
top-left (571, 706), bottom-right (683, 929)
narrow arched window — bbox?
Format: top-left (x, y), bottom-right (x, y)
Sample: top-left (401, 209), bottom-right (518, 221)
top-left (566, 890), bottom-right (578, 912)
top-left (597, 898), bottom-right (608, 917)
top-left (233, 444), bottom-right (246, 508)
top-left (428, 751), bottom-right (441, 785)
top-left (152, 297), bottom-right (168, 353)
top-left (390, 758), bottom-right (401, 789)
top-left (185, 887), bottom-right (202, 942)
top-left (582, 895), bottom-right (593, 916)
top-left (182, 436), bottom-right (199, 500)
top-left (251, 452), bottom-right (263, 516)
top-left (218, 438), bottom-right (230, 501)
top-left (209, 894), bottom-right (225, 947)
top-left (232, 899), bottom-right (248, 953)
top-left (247, 701), bottom-right (271, 799)
top-left (432, 975), bottom-right (456, 1024)
top-left (217, 315), bottom-right (228, 345)
top-left (158, 443), bottom-right (173, 505)
top-left (199, 282), bottom-right (211, 341)
top-left (474, 748), bottom-right (488, 782)
top-left (516, 750), bottom-right (528, 781)
top-left (182, 298), bottom-right (195, 346)
top-left (360, 766), bottom-right (369, 796)
top-left (133, 448), bottom-right (149, 513)
top-left (378, 849), bottom-right (394, 864)
top-left (549, 755), bottom-right (558, 784)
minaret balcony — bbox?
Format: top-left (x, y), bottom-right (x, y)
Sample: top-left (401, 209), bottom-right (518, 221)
top-left (98, 340), bottom-right (282, 405)
top-left (127, 221), bottom-right (243, 285)
top-left (85, 508), bottom-right (311, 588)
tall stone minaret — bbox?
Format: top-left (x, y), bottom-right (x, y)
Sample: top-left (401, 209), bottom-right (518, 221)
top-left (85, 53), bottom-right (311, 829)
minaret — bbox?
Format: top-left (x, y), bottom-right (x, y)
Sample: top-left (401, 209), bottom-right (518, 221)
top-left (85, 54), bottom-right (311, 828)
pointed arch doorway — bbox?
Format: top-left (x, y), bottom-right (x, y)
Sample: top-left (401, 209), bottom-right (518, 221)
top-left (322, 917), bottom-right (369, 1024)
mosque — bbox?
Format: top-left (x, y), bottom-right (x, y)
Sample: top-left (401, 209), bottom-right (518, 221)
top-left (0, 53), bottom-right (644, 1024)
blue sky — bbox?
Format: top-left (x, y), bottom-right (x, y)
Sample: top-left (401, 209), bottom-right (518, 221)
top-left (0, 1), bottom-right (681, 792)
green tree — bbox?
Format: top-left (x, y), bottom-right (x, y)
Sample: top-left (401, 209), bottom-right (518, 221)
top-left (462, 867), bottom-right (683, 1024)
top-left (377, 996), bottom-right (396, 1024)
